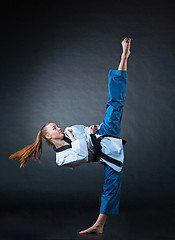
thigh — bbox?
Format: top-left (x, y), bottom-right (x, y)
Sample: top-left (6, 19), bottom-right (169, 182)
top-left (98, 105), bottom-right (124, 137)
top-left (103, 164), bottom-right (123, 190)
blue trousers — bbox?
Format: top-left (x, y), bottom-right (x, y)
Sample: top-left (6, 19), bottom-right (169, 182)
top-left (96, 70), bottom-right (127, 215)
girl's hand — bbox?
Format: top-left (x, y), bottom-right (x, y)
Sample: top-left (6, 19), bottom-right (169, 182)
top-left (90, 125), bottom-right (98, 134)
top-left (65, 129), bottom-right (74, 139)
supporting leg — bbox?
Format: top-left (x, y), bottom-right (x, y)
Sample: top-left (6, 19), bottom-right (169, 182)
top-left (79, 213), bottom-right (108, 234)
top-left (79, 165), bottom-right (123, 235)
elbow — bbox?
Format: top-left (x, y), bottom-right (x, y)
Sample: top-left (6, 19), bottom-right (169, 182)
top-left (79, 151), bottom-right (88, 159)
top-left (81, 147), bottom-right (88, 159)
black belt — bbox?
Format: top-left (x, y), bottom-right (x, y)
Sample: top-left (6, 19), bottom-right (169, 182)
top-left (90, 134), bottom-right (127, 167)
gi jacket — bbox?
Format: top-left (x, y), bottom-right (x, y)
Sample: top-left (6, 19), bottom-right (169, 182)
top-left (54, 124), bottom-right (125, 172)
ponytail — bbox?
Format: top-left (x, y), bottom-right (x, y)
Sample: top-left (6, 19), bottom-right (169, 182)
top-left (9, 130), bottom-right (43, 168)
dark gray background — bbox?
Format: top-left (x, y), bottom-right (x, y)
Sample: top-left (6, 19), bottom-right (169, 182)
top-left (1, 1), bottom-right (175, 239)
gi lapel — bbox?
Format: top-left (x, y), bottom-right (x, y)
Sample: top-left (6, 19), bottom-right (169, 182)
top-left (53, 135), bottom-right (72, 152)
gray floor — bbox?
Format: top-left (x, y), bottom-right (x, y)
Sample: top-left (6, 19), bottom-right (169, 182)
top-left (1, 199), bottom-right (175, 240)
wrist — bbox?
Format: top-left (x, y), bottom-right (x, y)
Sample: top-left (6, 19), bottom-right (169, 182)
top-left (70, 136), bottom-right (77, 142)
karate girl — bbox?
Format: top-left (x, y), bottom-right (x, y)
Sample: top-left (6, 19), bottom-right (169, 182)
top-left (9, 37), bottom-right (131, 234)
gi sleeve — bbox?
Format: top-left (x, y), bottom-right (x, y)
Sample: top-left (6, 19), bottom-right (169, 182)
top-left (71, 138), bottom-right (88, 158)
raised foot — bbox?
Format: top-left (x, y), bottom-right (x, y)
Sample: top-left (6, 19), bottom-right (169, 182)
top-left (121, 37), bottom-right (131, 58)
top-left (79, 224), bottom-right (104, 235)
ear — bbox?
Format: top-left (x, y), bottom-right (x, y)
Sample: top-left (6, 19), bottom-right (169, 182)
top-left (45, 133), bottom-right (51, 140)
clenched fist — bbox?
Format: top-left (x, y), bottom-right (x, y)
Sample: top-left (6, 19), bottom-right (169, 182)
top-left (90, 125), bottom-right (98, 134)
top-left (65, 129), bottom-right (77, 142)
top-left (65, 129), bottom-right (74, 138)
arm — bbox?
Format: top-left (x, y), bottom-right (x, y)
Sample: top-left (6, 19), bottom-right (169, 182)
top-left (56, 127), bottom-right (89, 167)
top-left (56, 138), bottom-right (89, 168)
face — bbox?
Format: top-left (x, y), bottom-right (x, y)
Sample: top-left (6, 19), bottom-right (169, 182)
top-left (45, 123), bottom-right (64, 141)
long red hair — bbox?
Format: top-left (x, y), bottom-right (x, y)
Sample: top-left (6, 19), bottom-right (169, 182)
top-left (9, 123), bottom-right (54, 168)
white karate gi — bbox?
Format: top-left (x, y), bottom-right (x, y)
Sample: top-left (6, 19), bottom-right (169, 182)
top-left (55, 124), bottom-right (124, 172)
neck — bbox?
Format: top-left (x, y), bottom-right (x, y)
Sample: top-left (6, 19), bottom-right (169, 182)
top-left (51, 138), bottom-right (69, 149)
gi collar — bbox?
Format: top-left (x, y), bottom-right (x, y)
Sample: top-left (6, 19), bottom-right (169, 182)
top-left (53, 134), bottom-right (72, 152)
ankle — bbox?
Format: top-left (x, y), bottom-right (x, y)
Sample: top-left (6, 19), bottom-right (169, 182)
top-left (94, 222), bottom-right (104, 228)
top-left (121, 53), bottom-right (129, 59)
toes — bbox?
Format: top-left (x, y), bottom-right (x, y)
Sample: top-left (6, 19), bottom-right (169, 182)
top-left (79, 227), bottom-right (97, 235)
top-left (79, 229), bottom-right (89, 234)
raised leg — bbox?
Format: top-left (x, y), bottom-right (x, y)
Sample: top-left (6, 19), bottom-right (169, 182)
top-left (79, 38), bottom-right (131, 235)
top-left (118, 37), bottom-right (131, 70)
top-left (98, 37), bottom-right (131, 138)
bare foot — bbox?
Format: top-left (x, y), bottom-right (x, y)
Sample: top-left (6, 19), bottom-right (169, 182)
top-left (79, 224), bottom-right (104, 234)
top-left (121, 37), bottom-right (131, 58)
